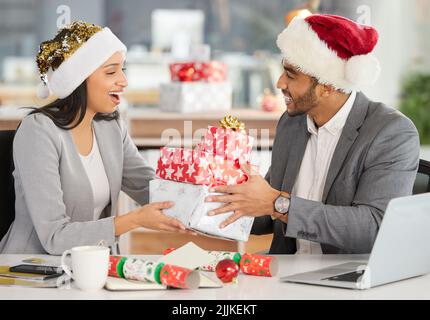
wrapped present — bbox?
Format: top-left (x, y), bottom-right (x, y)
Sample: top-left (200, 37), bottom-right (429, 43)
top-left (209, 155), bottom-right (248, 186)
top-left (160, 82), bottom-right (232, 113)
top-left (169, 61), bottom-right (227, 82)
top-left (156, 147), bottom-right (248, 186)
top-left (199, 116), bottom-right (254, 164)
top-left (149, 179), bottom-right (254, 242)
top-left (156, 116), bottom-right (253, 186)
top-left (156, 147), bottom-right (215, 186)
top-left (200, 127), bottom-right (253, 164)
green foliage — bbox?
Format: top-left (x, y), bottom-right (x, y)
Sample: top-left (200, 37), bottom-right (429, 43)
top-left (399, 73), bottom-right (430, 145)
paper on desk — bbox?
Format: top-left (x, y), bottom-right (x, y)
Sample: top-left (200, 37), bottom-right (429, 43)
top-left (158, 242), bottom-right (213, 270)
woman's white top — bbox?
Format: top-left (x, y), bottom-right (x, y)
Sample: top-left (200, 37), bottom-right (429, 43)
top-left (79, 129), bottom-right (111, 220)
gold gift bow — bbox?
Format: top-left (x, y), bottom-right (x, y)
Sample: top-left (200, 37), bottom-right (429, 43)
top-left (219, 115), bottom-right (245, 132)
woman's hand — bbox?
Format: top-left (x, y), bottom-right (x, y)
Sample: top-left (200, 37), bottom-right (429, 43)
top-left (114, 201), bottom-right (197, 236)
top-left (132, 202), bottom-right (197, 235)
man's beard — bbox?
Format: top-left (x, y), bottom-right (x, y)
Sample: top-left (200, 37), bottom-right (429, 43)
top-left (285, 82), bottom-right (318, 117)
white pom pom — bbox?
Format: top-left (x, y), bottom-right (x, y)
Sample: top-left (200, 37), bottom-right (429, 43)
top-left (345, 54), bottom-right (381, 86)
top-left (36, 82), bottom-right (50, 99)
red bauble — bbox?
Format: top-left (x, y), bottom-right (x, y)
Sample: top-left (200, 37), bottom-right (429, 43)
top-left (262, 95), bottom-right (278, 112)
top-left (215, 259), bottom-right (239, 283)
top-left (260, 89), bottom-right (279, 112)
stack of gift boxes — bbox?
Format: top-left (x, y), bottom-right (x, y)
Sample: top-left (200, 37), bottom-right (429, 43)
top-left (150, 116), bottom-right (254, 241)
top-left (160, 60), bottom-right (232, 113)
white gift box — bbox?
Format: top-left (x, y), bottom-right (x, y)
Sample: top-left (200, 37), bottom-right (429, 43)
top-left (159, 82), bottom-right (232, 113)
top-left (149, 179), bottom-right (254, 242)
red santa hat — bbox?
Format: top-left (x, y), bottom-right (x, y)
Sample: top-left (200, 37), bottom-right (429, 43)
top-left (276, 14), bottom-right (381, 93)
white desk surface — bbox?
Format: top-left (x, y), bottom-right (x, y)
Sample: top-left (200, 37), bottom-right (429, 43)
top-left (1, 254), bottom-right (429, 300)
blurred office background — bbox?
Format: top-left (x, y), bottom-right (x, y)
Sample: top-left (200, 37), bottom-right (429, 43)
top-left (0, 0), bottom-right (429, 146)
top-left (0, 0), bottom-right (429, 253)
top-left (0, 2), bottom-right (429, 108)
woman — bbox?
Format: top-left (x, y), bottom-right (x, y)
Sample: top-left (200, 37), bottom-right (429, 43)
top-left (0, 21), bottom-right (191, 255)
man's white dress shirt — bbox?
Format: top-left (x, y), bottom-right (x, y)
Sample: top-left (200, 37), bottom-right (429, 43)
top-left (291, 91), bottom-right (357, 254)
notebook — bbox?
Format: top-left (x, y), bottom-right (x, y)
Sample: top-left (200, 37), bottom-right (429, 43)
top-left (0, 266), bottom-right (69, 288)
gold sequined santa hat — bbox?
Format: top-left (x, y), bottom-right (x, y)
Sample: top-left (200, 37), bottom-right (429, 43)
top-left (36, 21), bottom-right (127, 99)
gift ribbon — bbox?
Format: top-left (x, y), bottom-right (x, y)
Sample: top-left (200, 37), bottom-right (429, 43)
top-left (219, 115), bottom-right (246, 132)
top-left (169, 62), bottom-right (226, 82)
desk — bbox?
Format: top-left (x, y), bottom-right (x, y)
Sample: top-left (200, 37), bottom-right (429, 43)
top-left (1, 254), bottom-right (429, 300)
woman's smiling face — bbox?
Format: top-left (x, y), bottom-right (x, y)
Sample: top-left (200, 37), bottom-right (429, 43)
top-left (86, 51), bottom-right (128, 115)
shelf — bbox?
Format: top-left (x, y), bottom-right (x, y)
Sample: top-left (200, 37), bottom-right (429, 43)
top-left (0, 84), bottom-right (160, 106)
top-left (127, 108), bottom-right (281, 148)
top-left (0, 107), bottom-right (281, 148)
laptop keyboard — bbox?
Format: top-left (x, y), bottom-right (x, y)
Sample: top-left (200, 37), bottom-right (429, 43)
top-left (323, 270), bottom-right (365, 282)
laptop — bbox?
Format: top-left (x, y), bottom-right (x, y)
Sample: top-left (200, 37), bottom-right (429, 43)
top-left (281, 192), bottom-right (430, 289)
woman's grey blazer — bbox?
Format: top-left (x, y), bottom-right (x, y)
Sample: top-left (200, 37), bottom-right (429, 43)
top-left (0, 113), bottom-right (155, 255)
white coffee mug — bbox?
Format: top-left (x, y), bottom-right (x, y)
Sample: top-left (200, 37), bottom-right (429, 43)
top-left (61, 245), bottom-right (110, 291)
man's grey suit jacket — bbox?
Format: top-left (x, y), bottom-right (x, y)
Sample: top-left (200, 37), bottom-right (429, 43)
top-left (251, 92), bottom-right (420, 254)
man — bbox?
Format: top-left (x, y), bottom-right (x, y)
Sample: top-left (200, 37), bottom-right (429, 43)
top-left (205, 14), bottom-right (420, 254)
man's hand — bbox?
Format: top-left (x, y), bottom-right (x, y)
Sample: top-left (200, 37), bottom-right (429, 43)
top-left (205, 164), bottom-right (281, 228)
top-left (271, 211), bottom-right (289, 224)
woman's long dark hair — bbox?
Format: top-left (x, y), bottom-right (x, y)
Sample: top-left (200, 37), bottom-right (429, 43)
top-left (28, 80), bottom-right (119, 130)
